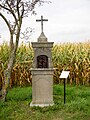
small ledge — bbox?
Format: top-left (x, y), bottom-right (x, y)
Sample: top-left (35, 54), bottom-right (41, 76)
top-left (30, 102), bottom-right (54, 107)
top-left (31, 42), bottom-right (54, 48)
top-left (30, 68), bottom-right (55, 75)
top-left (30, 68), bottom-right (55, 71)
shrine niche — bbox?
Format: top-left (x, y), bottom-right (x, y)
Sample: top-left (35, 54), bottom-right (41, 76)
top-left (37, 55), bottom-right (48, 68)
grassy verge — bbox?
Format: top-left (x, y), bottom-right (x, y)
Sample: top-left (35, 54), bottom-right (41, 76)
top-left (0, 85), bottom-right (90, 120)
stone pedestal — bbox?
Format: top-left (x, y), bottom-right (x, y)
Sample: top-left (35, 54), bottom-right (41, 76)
top-left (30, 68), bottom-right (54, 107)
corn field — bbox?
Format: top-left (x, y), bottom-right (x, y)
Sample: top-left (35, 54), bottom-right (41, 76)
top-left (0, 42), bottom-right (90, 88)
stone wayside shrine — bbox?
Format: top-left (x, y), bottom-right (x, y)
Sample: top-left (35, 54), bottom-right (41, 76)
top-left (30, 16), bottom-right (54, 107)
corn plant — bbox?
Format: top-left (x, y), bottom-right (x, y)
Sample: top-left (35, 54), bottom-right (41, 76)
top-left (0, 41), bottom-right (90, 87)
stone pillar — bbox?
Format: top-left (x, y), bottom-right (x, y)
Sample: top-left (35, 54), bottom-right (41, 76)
top-left (30, 31), bottom-right (54, 107)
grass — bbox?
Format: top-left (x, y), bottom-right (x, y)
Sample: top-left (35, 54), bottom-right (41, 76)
top-left (0, 85), bottom-right (90, 120)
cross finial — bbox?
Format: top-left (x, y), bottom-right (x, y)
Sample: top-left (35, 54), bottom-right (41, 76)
top-left (36, 16), bottom-right (48, 33)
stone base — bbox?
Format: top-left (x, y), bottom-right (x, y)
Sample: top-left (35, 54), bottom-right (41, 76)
top-left (30, 68), bottom-right (54, 107)
top-left (30, 102), bottom-right (54, 107)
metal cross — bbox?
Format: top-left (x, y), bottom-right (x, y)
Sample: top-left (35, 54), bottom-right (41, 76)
top-left (36, 16), bottom-right (48, 33)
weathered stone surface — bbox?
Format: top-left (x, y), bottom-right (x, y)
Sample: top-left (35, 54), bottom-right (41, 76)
top-left (30, 38), bottom-right (54, 107)
top-left (31, 35), bottom-right (54, 69)
top-left (31, 42), bottom-right (54, 48)
top-left (38, 32), bottom-right (47, 42)
top-left (30, 68), bottom-right (54, 107)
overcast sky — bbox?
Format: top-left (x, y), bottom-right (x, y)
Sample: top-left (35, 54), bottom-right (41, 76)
top-left (0, 0), bottom-right (90, 44)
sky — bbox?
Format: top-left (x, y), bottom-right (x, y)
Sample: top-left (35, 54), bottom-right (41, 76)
top-left (0, 0), bottom-right (90, 44)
